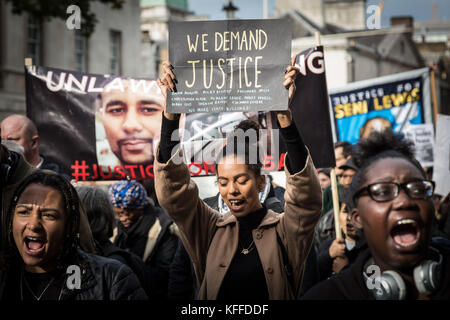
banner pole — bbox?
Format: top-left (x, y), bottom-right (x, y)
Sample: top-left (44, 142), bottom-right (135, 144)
top-left (330, 168), bottom-right (342, 239)
top-left (429, 62), bottom-right (439, 126)
top-left (315, 31), bottom-right (321, 47)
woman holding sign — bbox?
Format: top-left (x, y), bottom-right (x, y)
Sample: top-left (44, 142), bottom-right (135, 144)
top-left (154, 59), bottom-right (322, 299)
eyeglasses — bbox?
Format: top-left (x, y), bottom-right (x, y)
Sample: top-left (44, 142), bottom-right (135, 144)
top-left (353, 180), bottom-right (435, 202)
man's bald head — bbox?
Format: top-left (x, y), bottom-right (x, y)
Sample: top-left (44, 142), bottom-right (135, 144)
top-left (1, 114), bottom-right (40, 166)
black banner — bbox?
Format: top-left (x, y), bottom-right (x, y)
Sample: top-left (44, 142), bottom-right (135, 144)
top-left (25, 46), bottom-right (335, 181)
top-left (168, 19), bottom-right (291, 113)
top-left (25, 65), bottom-right (164, 181)
top-left (288, 46), bottom-right (336, 169)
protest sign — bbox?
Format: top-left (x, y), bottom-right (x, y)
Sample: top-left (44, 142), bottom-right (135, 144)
top-left (167, 19), bottom-right (291, 113)
top-left (179, 46), bottom-right (336, 175)
top-left (25, 65), bottom-right (164, 181)
top-left (404, 124), bottom-right (434, 168)
top-left (432, 114), bottom-right (450, 196)
top-left (329, 68), bottom-right (433, 144)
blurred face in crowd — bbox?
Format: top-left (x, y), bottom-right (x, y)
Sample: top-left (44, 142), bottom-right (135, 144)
top-left (217, 155), bottom-right (265, 218)
top-left (339, 203), bottom-right (357, 240)
top-left (1, 115), bottom-right (37, 163)
top-left (352, 157), bottom-right (434, 272)
top-left (100, 79), bottom-right (163, 166)
top-left (334, 146), bottom-right (350, 176)
top-left (13, 183), bottom-right (67, 273)
top-left (318, 172), bottom-right (331, 190)
top-left (113, 206), bottom-right (144, 229)
top-left (340, 168), bottom-right (357, 189)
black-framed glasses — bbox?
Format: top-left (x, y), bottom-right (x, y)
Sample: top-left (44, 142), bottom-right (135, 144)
top-left (353, 180), bottom-right (435, 202)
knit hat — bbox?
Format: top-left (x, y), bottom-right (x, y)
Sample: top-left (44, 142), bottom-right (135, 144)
top-left (108, 180), bottom-right (149, 209)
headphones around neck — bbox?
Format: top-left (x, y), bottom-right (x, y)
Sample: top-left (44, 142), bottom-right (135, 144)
top-left (363, 247), bottom-right (443, 300)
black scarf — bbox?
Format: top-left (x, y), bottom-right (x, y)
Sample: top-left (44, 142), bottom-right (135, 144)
top-left (114, 206), bottom-right (156, 259)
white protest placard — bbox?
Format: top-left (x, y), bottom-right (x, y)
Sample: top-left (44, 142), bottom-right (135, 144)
top-left (432, 114), bottom-right (450, 196)
top-left (404, 123), bottom-right (435, 168)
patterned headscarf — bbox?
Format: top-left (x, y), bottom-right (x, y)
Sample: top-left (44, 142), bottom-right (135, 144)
top-left (108, 180), bottom-right (149, 209)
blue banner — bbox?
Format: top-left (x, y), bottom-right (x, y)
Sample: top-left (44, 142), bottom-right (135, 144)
top-left (330, 73), bottom-right (427, 144)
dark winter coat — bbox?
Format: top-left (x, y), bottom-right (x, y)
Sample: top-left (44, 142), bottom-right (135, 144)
top-left (302, 244), bottom-right (450, 300)
top-left (40, 156), bottom-right (71, 181)
top-left (168, 239), bottom-right (198, 299)
top-left (314, 208), bottom-right (335, 252)
top-left (0, 249), bottom-right (147, 300)
top-left (317, 235), bottom-right (367, 281)
top-left (113, 204), bottom-right (178, 299)
top-left (95, 239), bottom-right (147, 294)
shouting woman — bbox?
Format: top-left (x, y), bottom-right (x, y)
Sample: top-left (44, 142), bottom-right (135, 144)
top-left (0, 171), bottom-right (147, 300)
top-left (303, 130), bottom-right (450, 300)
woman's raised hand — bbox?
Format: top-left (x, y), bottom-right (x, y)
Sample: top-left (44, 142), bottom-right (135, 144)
top-left (276, 55), bottom-right (299, 128)
top-left (157, 61), bottom-right (178, 120)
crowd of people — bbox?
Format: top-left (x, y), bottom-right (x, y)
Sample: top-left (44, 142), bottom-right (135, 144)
top-left (0, 57), bottom-right (449, 301)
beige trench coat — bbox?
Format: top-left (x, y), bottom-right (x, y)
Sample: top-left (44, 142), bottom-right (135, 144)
top-left (154, 147), bottom-right (322, 299)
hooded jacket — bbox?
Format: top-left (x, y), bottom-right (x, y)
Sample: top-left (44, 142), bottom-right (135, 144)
top-left (154, 147), bottom-right (322, 299)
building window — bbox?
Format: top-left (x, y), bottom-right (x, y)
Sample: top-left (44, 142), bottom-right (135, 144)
top-left (110, 30), bottom-right (121, 75)
top-left (75, 30), bottom-right (88, 72)
top-left (27, 16), bottom-right (41, 64)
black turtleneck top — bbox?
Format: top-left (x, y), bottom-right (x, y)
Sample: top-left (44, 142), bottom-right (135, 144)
top-left (159, 114), bottom-right (307, 299)
top-left (217, 206), bottom-right (268, 300)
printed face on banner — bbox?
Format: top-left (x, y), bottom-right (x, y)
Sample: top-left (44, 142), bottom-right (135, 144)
top-left (26, 65), bottom-right (167, 181)
top-left (97, 79), bottom-right (164, 167)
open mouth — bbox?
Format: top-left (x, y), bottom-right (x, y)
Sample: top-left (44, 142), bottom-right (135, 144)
top-left (24, 236), bottom-right (46, 255)
top-left (228, 199), bottom-right (246, 212)
top-left (390, 219), bottom-right (420, 248)
top-left (346, 223), bottom-right (355, 233)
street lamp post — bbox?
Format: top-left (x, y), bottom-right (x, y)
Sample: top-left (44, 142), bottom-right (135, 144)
top-left (223, 0), bottom-right (238, 20)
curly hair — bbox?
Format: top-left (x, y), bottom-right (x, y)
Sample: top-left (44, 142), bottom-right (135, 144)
top-left (350, 128), bottom-right (426, 200)
top-left (3, 170), bottom-right (81, 269)
top-left (215, 119), bottom-right (263, 178)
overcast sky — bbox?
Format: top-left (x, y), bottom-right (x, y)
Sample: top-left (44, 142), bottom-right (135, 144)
top-left (189, 0), bottom-right (450, 24)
